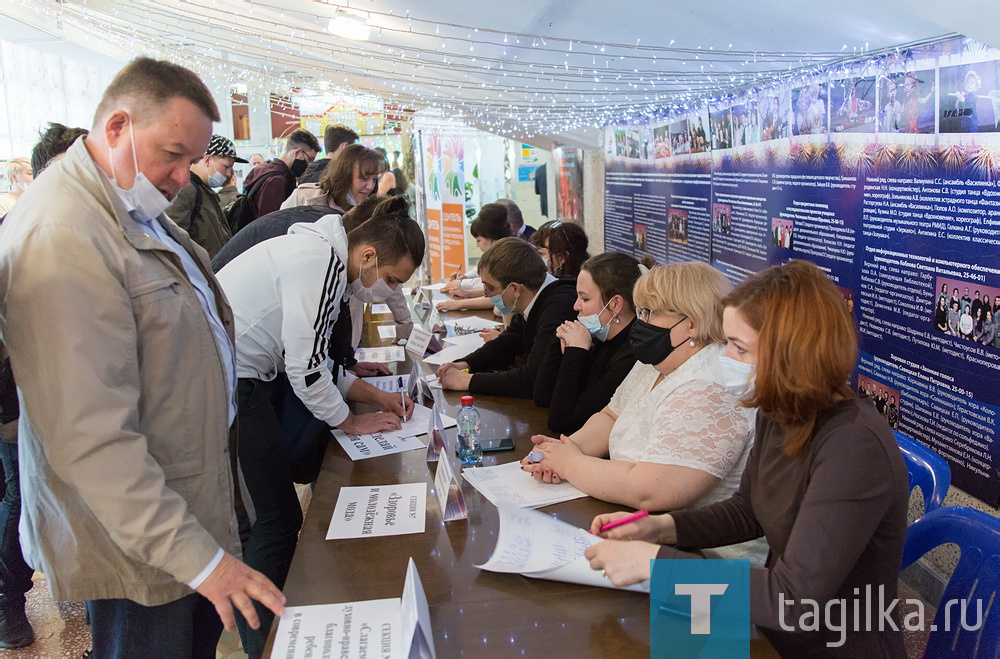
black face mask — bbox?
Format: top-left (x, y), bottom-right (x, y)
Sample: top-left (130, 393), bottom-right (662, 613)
top-left (290, 157), bottom-right (309, 177)
top-left (629, 316), bottom-right (687, 365)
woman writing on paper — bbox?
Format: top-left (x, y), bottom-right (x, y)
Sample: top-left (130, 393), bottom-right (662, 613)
top-left (521, 263), bottom-right (765, 562)
top-left (585, 260), bottom-right (908, 656)
top-left (533, 253), bottom-right (647, 435)
top-left (438, 203), bottom-right (511, 311)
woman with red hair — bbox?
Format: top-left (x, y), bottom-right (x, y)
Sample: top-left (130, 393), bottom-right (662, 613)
top-left (586, 260), bottom-right (908, 656)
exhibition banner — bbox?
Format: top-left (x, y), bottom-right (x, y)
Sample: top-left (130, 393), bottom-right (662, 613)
top-left (603, 36), bottom-right (1000, 505)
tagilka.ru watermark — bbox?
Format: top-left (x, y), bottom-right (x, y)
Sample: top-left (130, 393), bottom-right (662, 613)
top-left (778, 584), bottom-right (983, 648)
top-left (651, 560), bottom-right (985, 657)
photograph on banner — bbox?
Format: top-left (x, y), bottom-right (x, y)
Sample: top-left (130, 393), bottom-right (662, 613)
top-left (714, 203), bottom-right (733, 235)
top-left (939, 60), bottom-right (1000, 133)
top-left (652, 123), bottom-right (671, 159)
top-left (933, 276), bottom-right (1000, 345)
top-left (669, 119), bottom-right (691, 155)
top-left (831, 77), bottom-right (877, 133)
top-left (730, 99), bottom-right (762, 147)
top-left (710, 106), bottom-right (733, 150)
top-left (879, 70), bottom-right (935, 134)
top-left (553, 145), bottom-right (584, 222)
top-left (792, 82), bottom-right (829, 136)
top-left (688, 113), bottom-right (709, 154)
top-left (613, 128), bottom-right (627, 157)
top-left (856, 374), bottom-right (901, 430)
top-left (834, 284), bottom-right (856, 316)
top-left (667, 208), bottom-right (689, 245)
top-left (770, 217), bottom-right (794, 249)
top-left (761, 90), bottom-right (791, 141)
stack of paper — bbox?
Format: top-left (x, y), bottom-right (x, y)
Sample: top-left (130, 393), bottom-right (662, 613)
top-left (478, 506), bottom-right (650, 593)
top-left (461, 461), bottom-right (587, 509)
top-left (442, 333), bottom-right (486, 349)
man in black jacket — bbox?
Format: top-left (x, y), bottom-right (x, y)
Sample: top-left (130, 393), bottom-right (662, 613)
top-left (297, 124), bottom-right (359, 185)
top-left (436, 237), bottom-right (577, 398)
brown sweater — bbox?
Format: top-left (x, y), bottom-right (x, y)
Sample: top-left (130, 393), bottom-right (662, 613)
top-left (657, 397), bottom-right (908, 657)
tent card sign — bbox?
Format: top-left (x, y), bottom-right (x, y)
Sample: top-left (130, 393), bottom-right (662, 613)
top-left (271, 558), bottom-right (436, 659)
top-left (326, 483), bottom-right (427, 540)
top-left (425, 404), bottom-right (446, 462)
top-left (405, 326), bottom-right (443, 358)
top-left (478, 506), bottom-right (650, 594)
top-left (432, 448), bottom-right (467, 522)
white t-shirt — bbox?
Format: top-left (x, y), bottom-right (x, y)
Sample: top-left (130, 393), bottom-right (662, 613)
top-left (607, 343), bottom-right (767, 563)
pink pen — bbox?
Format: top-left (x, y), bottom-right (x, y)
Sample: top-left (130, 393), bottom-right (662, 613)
top-left (598, 510), bottom-right (649, 534)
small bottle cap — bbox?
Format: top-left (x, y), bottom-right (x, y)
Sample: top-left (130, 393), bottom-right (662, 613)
top-left (460, 395), bottom-right (474, 406)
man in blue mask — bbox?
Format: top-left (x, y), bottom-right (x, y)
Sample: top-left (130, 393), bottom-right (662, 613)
top-left (0, 57), bottom-right (284, 656)
top-left (437, 237), bottom-right (577, 399)
top-left (166, 134), bottom-right (247, 257)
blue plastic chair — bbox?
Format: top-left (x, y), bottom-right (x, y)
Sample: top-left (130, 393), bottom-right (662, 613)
top-left (901, 506), bottom-right (1000, 658)
top-left (894, 430), bottom-right (950, 516)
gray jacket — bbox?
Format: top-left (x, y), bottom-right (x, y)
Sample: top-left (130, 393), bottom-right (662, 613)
top-left (0, 138), bottom-right (240, 606)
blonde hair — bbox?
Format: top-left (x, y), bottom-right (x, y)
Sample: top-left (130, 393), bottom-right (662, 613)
top-left (5, 158), bottom-right (30, 181)
top-left (633, 262), bottom-right (730, 344)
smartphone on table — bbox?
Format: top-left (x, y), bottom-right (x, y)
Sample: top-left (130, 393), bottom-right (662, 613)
top-left (481, 437), bottom-right (515, 452)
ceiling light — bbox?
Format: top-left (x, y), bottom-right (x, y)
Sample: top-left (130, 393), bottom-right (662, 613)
top-left (329, 11), bottom-right (370, 41)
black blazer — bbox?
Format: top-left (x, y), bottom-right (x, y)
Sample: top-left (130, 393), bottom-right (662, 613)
top-left (533, 318), bottom-right (637, 435)
top-left (464, 279), bottom-right (577, 398)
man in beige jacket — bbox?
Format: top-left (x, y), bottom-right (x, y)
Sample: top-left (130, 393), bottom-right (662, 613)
top-left (0, 57), bottom-right (283, 656)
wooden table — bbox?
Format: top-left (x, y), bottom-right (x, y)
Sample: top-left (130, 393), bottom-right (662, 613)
top-left (272, 301), bottom-right (652, 657)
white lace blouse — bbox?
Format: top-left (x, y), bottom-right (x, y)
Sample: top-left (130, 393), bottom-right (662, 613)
top-left (606, 343), bottom-right (766, 562)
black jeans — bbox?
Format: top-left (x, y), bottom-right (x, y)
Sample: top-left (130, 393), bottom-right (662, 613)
top-left (0, 441), bottom-right (32, 603)
top-left (234, 378), bottom-right (303, 659)
top-left (85, 593), bottom-right (222, 658)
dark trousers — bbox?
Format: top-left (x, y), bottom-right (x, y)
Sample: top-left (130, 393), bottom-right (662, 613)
top-left (85, 593), bottom-right (222, 659)
top-left (235, 378), bottom-right (303, 659)
top-left (0, 442), bottom-right (32, 602)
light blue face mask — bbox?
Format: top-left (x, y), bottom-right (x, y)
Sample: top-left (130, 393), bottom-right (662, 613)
top-left (490, 283), bottom-right (517, 315)
top-left (577, 300), bottom-right (614, 341)
top-left (718, 355), bottom-right (756, 397)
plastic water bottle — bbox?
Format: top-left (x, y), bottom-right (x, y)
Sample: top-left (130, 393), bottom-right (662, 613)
top-left (455, 395), bottom-right (482, 466)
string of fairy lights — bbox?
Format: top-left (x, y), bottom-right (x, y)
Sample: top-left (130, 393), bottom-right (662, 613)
top-left (15, 0), bottom-right (954, 137)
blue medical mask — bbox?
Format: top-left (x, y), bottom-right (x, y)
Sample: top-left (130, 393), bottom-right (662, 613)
top-left (207, 168), bottom-right (227, 188)
top-left (490, 283), bottom-right (517, 315)
top-left (718, 355), bottom-right (756, 397)
top-left (108, 116), bottom-right (171, 221)
top-left (578, 300), bottom-right (614, 342)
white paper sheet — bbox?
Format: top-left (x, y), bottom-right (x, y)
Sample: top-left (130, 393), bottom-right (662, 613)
top-left (443, 316), bottom-right (502, 332)
top-left (432, 449), bottom-right (467, 521)
top-left (356, 346), bottom-right (406, 362)
top-left (461, 461), bottom-right (587, 509)
top-left (271, 559), bottom-right (437, 659)
top-left (421, 344), bottom-right (480, 366)
top-left (271, 597), bottom-right (402, 659)
top-left (377, 325), bottom-right (397, 339)
top-left (478, 506), bottom-right (650, 593)
top-left (326, 483), bottom-right (427, 539)
top-left (441, 333), bottom-right (486, 349)
top-left (333, 405), bottom-right (457, 461)
top-left (334, 430), bottom-right (426, 461)
top-left (421, 282), bottom-right (448, 291)
top-left (370, 303), bottom-right (392, 314)
top-left (362, 375), bottom-right (406, 392)
top-left (405, 326), bottom-right (434, 356)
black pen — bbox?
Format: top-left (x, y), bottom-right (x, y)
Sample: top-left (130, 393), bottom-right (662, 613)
top-left (398, 376), bottom-right (406, 422)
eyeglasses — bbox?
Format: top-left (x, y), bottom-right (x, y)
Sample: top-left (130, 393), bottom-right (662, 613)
top-left (636, 308), bottom-right (686, 324)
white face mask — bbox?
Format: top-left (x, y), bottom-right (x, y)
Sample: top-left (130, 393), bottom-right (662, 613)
top-left (108, 117), bottom-right (171, 221)
top-left (718, 355), bottom-right (756, 397)
top-left (16, 181), bottom-right (30, 192)
top-left (350, 253), bottom-right (394, 303)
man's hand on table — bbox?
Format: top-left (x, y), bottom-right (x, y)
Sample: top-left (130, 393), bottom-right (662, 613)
top-left (197, 552), bottom-right (286, 632)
